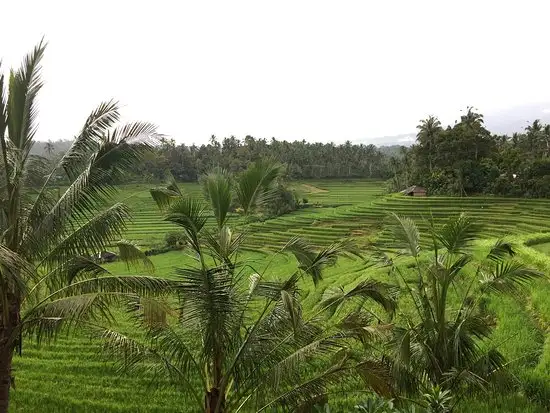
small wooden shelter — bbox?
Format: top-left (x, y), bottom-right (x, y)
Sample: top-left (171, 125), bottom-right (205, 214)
top-left (400, 185), bottom-right (427, 197)
top-left (97, 251), bottom-right (118, 263)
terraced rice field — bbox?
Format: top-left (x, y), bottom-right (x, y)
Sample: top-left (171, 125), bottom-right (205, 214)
top-left (10, 180), bottom-right (550, 412)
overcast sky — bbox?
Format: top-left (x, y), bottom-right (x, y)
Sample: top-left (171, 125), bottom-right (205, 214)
top-left (2, 0), bottom-right (550, 144)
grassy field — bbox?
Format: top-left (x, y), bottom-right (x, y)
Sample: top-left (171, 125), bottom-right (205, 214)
top-left (10, 180), bottom-right (550, 412)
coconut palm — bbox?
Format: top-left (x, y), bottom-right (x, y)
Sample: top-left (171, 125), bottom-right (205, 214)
top-left (0, 41), bottom-right (175, 412)
top-left (416, 116), bottom-right (442, 173)
top-left (43, 139), bottom-right (55, 156)
top-left (525, 120), bottom-right (543, 157)
top-left (100, 169), bottom-right (399, 413)
top-left (379, 213), bottom-right (542, 408)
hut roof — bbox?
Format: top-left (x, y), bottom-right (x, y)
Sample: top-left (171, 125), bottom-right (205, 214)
top-left (400, 185), bottom-right (426, 194)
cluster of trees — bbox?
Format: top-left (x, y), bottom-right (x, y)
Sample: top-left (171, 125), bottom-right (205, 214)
top-left (141, 136), bottom-right (394, 181)
top-left (391, 108), bottom-right (550, 197)
top-left (1, 42), bottom-right (547, 413)
top-left (38, 135), bottom-right (394, 183)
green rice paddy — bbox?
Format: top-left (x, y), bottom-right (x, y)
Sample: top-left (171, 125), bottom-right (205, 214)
top-left (10, 180), bottom-right (550, 412)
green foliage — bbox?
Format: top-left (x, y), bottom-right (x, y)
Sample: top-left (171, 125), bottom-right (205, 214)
top-left (380, 213), bottom-right (543, 404)
top-left (99, 174), bottom-right (398, 413)
top-left (105, 136), bottom-right (393, 183)
top-left (391, 108), bottom-right (550, 197)
top-left (0, 41), bottom-right (162, 411)
top-left (164, 231), bottom-right (186, 248)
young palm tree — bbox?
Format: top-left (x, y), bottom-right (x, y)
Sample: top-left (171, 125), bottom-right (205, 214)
top-left (101, 168), bottom-right (399, 413)
top-left (379, 213), bottom-right (543, 408)
top-left (0, 41), bottom-right (174, 411)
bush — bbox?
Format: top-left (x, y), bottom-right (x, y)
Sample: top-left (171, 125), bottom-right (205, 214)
top-left (165, 231), bottom-right (186, 248)
top-left (264, 184), bottom-right (298, 217)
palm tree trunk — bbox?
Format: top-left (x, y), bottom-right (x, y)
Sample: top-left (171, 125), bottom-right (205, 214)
top-left (0, 296), bottom-right (19, 413)
top-left (0, 347), bottom-right (13, 413)
top-left (205, 388), bottom-right (225, 413)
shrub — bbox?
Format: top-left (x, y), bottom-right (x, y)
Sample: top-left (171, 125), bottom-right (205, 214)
top-left (165, 231), bottom-right (186, 248)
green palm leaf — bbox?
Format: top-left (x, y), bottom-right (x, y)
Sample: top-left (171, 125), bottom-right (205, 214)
top-left (235, 158), bottom-right (283, 214)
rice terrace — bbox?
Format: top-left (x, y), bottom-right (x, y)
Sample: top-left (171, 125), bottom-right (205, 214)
top-left (8, 180), bottom-right (550, 412)
top-left (3, 7), bottom-right (550, 413)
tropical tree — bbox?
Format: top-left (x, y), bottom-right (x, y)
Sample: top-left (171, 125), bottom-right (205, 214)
top-left (416, 116), bottom-right (442, 173)
top-left (525, 119), bottom-right (542, 154)
top-left (100, 170), bottom-right (399, 413)
top-left (0, 41), bottom-right (172, 412)
top-left (378, 213), bottom-right (543, 409)
top-left (43, 139), bottom-right (55, 156)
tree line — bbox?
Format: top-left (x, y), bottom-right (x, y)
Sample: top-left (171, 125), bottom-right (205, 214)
top-left (39, 135), bottom-right (394, 182)
top-left (391, 107), bottom-right (550, 197)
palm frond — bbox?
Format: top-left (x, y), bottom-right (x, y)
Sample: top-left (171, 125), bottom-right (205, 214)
top-left (354, 359), bottom-right (394, 396)
top-left (202, 169), bottom-right (232, 228)
top-left (0, 246), bottom-right (36, 319)
top-left (283, 237), bottom-right (359, 285)
top-left (480, 260), bottom-right (543, 295)
top-left (100, 327), bottom-right (205, 409)
top-left (116, 239), bottom-right (154, 274)
top-left (61, 100), bottom-right (120, 180)
top-left (255, 362), bottom-right (351, 411)
top-left (163, 196), bottom-right (207, 253)
top-left (435, 213), bottom-right (479, 254)
top-left (320, 279), bottom-right (399, 318)
top-left (0, 64), bottom-right (9, 189)
top-left (7, 39), bottom-right (46, 153)
top-left (65, 255), bottom-right (110, 285)
top-left (91, 122), bottom-right (157, 181)
top-left (37, 203), bottom-right (132, 268)
top-left (203, 226), bottom-right (245, 264)
top-left (22, 293), bottom-right (119, 343)
top-left (485, 239), bottom-right (516, 262)
top-left (235, 158), bottom-right (283, 214)
top-left (150, 173), bottom-right (182, 210)
top-left (389, 213), bottom-right (421, 258)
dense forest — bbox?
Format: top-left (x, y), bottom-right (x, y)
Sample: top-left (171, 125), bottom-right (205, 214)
top-left (34, 136), bottom-right (395, 181)
top-left (392, 107), bottom-right (550, 197)
top-left (35, 107), bottom-right (550, 198)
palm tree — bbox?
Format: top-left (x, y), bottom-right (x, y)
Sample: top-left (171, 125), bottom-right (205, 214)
top-left (416, 116), bottom-right (442, 173)
top-left (525, 120), bottom-right (543, 158)
top-left (379, 213), bottom-right (542, 408)
top-left (0, 41), bottom-right (173, 412)
top-left (43, 139), bottom-right (55, 156)
top-left (543, 124), bottom-right (550, 157)
top-left (459, 107), bottom-right (486, 161)
top-left (100, 167), bottom-right (398, 413)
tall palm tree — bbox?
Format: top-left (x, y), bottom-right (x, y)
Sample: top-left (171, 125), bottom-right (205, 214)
top-left (543, 124), bottom-right (550, 157)
top-left (379, 213), bottom-right (542, 408)
top-left (101, 168), bottom-right (398, 413)
top-left (525, 120), bottom-right (543, 158)
top-left (43, 139), bottom-right (55, 156)
top-left (0, 41), bottom-right (173, 412)
top-left (459, 107), bottom-right (486, 161)
top-left (416, 116), bottom-right (442, 173)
